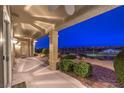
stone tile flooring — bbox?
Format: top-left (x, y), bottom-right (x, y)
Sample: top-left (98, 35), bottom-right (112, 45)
top-left (12, 57), bottom-right (86, 88)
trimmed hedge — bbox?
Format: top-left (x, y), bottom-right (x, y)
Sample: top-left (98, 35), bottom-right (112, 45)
top-left (73, 62), bottom-right (92, 78)
top-left (62, 55), bottom-right (76, 59)
top-left (59, 59), bottom-right (74, 72)
top-left (42, 49), bottom-right (49, 55)
top-left (114, 49), bottom-right (124, 83)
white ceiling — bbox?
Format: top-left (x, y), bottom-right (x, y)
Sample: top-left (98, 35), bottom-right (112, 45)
top-left (11, 5), bottom-right (118, 39)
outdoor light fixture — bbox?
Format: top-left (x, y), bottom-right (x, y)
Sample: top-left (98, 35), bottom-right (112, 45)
top-left (15, 42), bottom-right (21, 49)
top-left (12, 38), bottom-right (18, 44)
top-left (34, 40), bottom-right (38, 43)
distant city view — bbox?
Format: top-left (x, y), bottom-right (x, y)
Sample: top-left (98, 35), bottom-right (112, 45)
top-left (36, 46), bottom-right (122, 60)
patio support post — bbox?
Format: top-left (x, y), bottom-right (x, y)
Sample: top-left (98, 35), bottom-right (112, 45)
top-left (49, 30), bottom-right (58, 70)
top-left (30, 39), bottom-right (34, 56)
top-left (32, 39), bottom-right (36, 56)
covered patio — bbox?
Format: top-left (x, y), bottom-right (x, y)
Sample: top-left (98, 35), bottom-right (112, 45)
top-left (12, 57), bottom-right (85, 88)
top-left (10, 5), bottom-right (118, 71)
top-left (0, 5), bottom-right (122, 87)
top-left (35, 5), bottom-right (124, 87)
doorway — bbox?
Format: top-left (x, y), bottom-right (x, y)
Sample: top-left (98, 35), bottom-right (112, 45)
top-left (0, 6), bottom-right (13, 88)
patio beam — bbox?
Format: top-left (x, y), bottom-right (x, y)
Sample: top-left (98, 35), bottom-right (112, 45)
top-left (49, 30), bottom-right (58, 70)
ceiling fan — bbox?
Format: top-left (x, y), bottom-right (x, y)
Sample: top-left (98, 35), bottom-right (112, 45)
top-left (48, 5), bottom-right (75, 15)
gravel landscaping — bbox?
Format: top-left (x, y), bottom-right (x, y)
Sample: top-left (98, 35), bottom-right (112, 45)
top-left (90, 64), bottom-right (124, 88)
top-left (65, 64), bottom-right (124, 88)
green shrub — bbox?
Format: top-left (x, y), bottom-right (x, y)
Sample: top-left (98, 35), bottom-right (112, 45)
top-left (59, 59), bottom-right (74, 72)
top-left (42, 48), bottom-right (49, 55)
top-left (114, 49), bottom-right (124, 83)
top-left (73, 62), bottom-right (92, 78)
top-left (62, 55), bottom-right (76, 59)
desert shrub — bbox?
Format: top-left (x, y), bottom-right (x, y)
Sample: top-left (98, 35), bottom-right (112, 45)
top-left (114, 49), bottom-right (124, 83)
top-left (42, 48), bottom-right (49, 55)
top-left (62, 55), bottom-right (76, 59)
top-left (59, 59), bottom-right (74, 72)
top-left (79, 54), bottom-right (87, 58)
top-left (73, 62), bottom-right (92, 78)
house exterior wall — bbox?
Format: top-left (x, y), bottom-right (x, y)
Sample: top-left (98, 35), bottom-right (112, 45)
top-left (14, 38), bottom-right (34, 58)
top-left (0, 6), bottom-right (4, 88)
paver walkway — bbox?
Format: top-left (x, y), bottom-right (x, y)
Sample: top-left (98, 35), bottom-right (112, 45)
top-left (12, 57), bottom-right (86, 88)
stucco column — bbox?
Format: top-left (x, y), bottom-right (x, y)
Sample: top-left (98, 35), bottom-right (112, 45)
top-left (32, 39), bottom-right (36, 56)
top-left (29, 39), bottom-right (34, 56)
top-left (49, 30), bottom-right (58, 70)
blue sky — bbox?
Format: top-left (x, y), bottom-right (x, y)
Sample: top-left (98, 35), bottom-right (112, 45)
top-left (36, 6), bottom-right (124, 48)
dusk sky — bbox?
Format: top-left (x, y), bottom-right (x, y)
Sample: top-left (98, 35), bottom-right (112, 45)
top-left (36, 6), bottom-right (124, 49)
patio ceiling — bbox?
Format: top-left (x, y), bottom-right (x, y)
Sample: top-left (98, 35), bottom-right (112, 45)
top-left (11, 5), bottom-right (118, 39)
top-left (36, 6), bottom-right (124, 48)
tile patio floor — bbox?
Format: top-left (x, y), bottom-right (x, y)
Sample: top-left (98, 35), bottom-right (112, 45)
top-left (12, 57), bottom-right (86, 88)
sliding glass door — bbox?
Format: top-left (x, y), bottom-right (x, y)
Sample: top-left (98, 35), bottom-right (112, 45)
top-left (3, 6), bottom-right (12, 88)
top-left (0, 5), bottom-right (12, 88)
top-left (0, 6), bottom-right (4, 88)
